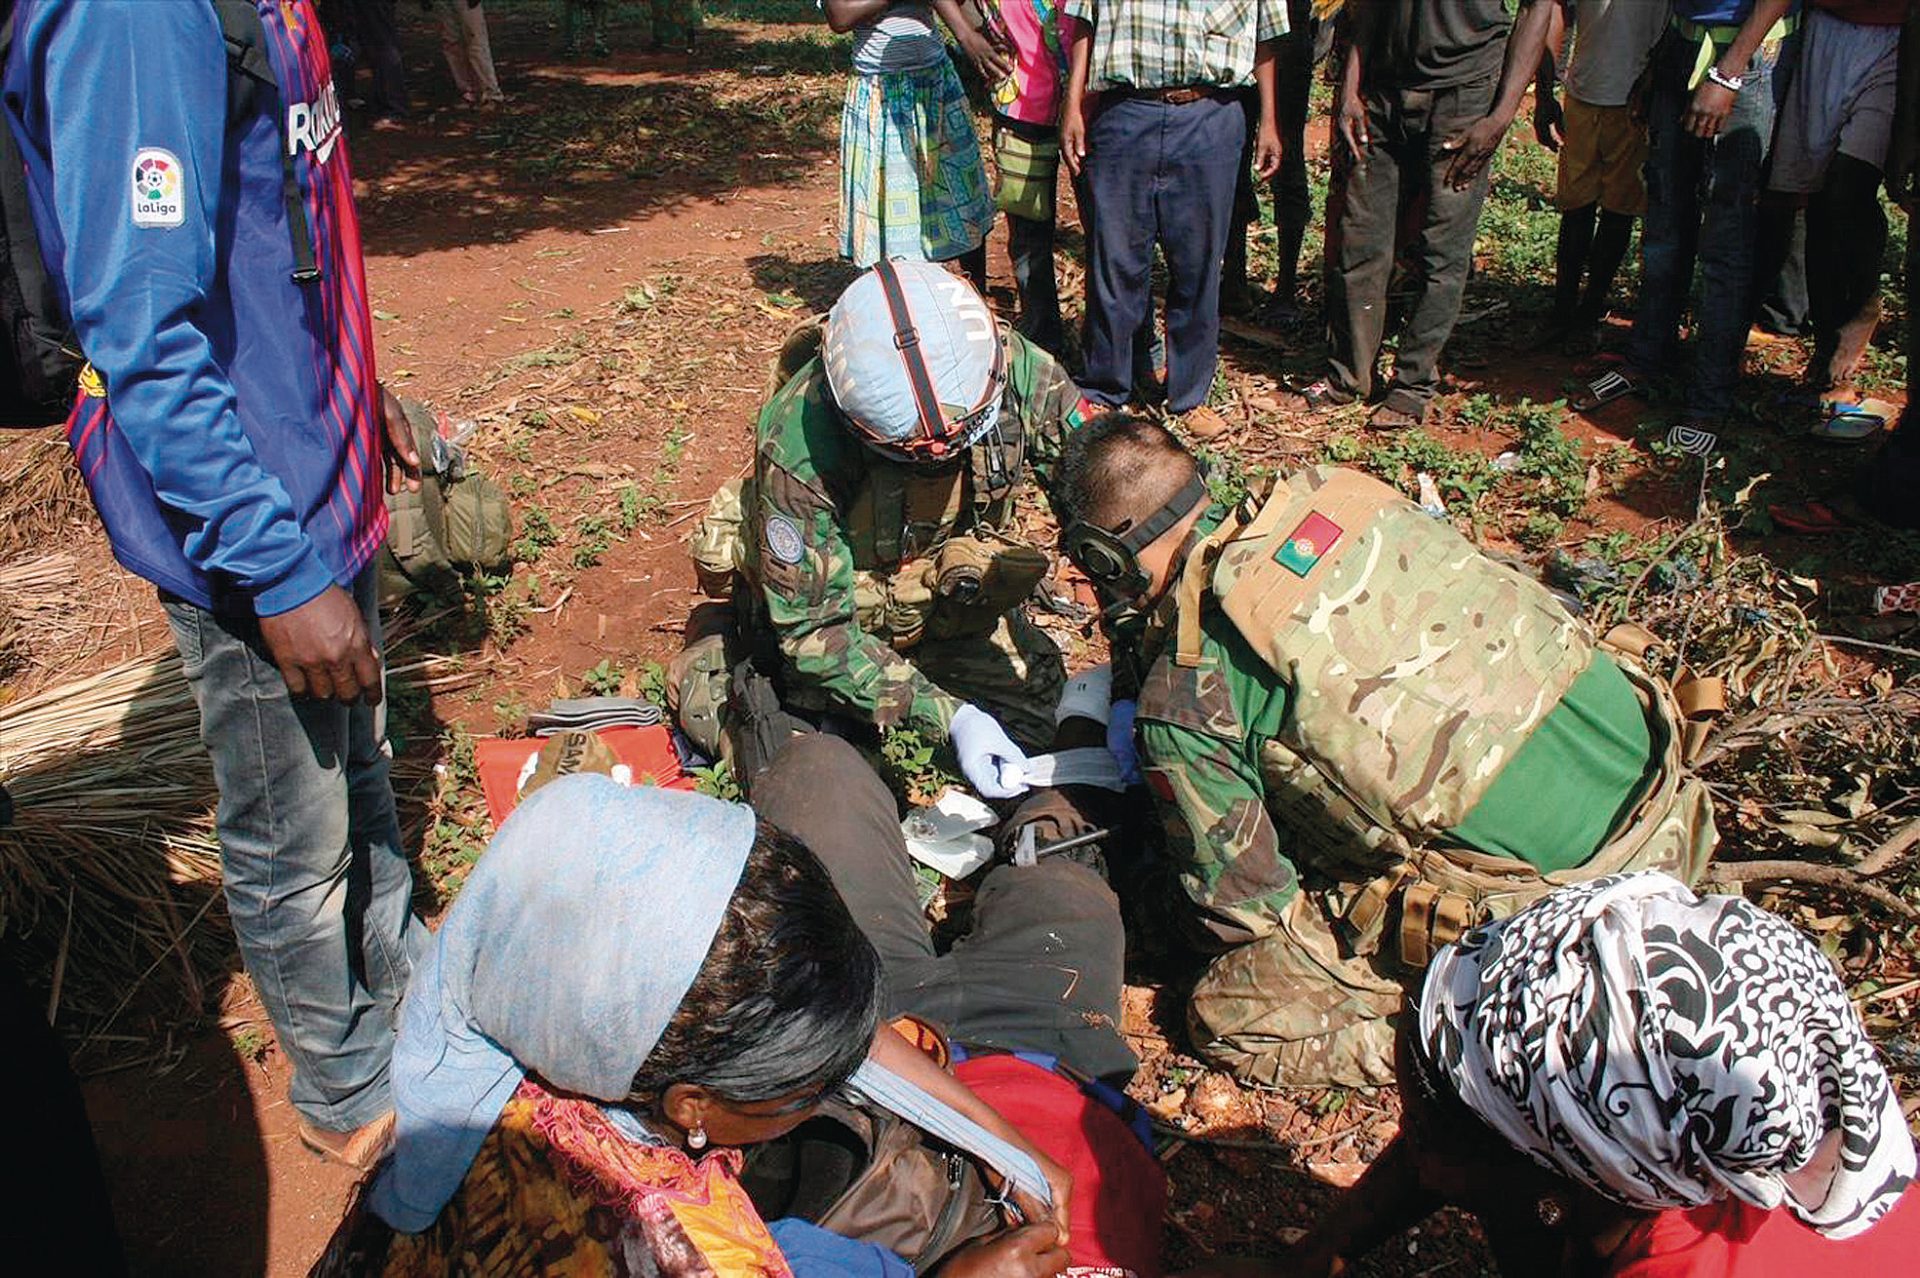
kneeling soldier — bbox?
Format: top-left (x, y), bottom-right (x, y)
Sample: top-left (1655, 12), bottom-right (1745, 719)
top-left (1055, 415), bottom-right (1718, 1087)
top-left (685, 260), bottom-right (1087, 798)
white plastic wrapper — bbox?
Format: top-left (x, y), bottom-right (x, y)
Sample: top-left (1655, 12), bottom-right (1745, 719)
top-left (902, 789), bottom-right (998, 879)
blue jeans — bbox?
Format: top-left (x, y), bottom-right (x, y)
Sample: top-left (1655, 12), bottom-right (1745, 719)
top-left (163, 566), bottom-right (419, 1131)
top-left (1081, 94), bottom-right (1245, 414)
top-left (1628, 28), bottom-right (1796, 420)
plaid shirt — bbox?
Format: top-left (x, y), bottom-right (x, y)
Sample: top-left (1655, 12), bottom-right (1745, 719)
top-left (1061, 0), bottom-right (1289, 91)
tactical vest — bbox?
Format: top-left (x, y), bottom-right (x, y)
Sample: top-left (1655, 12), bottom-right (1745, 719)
top-left (1165, 467), bottom-right (1717, 964)
top-left (691, 319), bottom-right (1046, 648)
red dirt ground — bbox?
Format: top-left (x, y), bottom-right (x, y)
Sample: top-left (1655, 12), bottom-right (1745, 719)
top-left (5, 7), bottom-right (1907, 1277)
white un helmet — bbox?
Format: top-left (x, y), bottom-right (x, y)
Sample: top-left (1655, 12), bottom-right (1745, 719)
top-left (822, 259), bottom-right (1006, 464)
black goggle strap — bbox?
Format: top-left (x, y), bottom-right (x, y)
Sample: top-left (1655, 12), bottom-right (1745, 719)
top-left (1070, 468), bottom-right (1212, 587)
top-left (874, 258), bottom-right (949, 451)
top-left (1115, 469), bottom-right (1210, 555)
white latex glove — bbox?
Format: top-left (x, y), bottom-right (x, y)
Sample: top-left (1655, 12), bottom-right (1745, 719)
top-left (949, 704), bottom-right (1032, 800)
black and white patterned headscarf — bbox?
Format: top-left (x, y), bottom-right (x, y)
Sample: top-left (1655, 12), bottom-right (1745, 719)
top-left (1419, 872), bottom-right (1915, 1240)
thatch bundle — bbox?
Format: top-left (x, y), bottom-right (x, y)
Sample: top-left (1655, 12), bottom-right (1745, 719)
top-left (0, 432), bottom-right (92, 559)
top-left (0, 631), bottom-right (474, 1030)
top-left (0, 554), bottom-right (84, 680)
top-left (0, 653), bottom-right (226, 1025)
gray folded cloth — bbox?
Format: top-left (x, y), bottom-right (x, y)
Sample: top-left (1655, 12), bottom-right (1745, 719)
top-left (527, 697), bottom-right (664, 737)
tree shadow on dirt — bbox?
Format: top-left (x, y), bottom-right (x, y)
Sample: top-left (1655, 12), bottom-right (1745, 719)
top-left (351, 14), bottom-right (846, 256)
top-left (746, 251), bottom-right (859, 313)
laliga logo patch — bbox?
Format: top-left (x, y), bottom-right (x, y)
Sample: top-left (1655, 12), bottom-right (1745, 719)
top-left (130, 148), bottom-right (184, 228)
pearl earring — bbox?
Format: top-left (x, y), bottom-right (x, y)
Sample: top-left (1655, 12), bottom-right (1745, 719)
top-left (688, 1124), bottom-right (708, 1151)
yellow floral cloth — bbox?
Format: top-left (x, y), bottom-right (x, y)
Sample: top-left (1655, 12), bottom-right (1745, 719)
top-left (315, 1080), bottom-right (793, 1278)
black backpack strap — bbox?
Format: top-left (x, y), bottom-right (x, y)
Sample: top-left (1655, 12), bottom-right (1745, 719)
top-left (210, 0), bottom-right (319, 284)
top-left (0, 10), bottom-right (83, 418)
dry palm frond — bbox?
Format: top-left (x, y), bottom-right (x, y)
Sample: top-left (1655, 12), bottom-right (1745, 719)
top-left (0, 642), bottom-right (478, 1029)
top-left (0, 553), bottom-right (83, 678)
top-left (0, 433), bottom-right (92, 559)
top-left (0, 653), bottom-right (223, 1023)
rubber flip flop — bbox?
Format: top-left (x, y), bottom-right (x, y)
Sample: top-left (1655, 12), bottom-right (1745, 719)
top-left (1665, 424), bottom-right (1718, 456)
top-left (1809, 405), bottom-right (1886, 443)
top-left (1574, 368), bottom-right (1645, 412)
top-left (1768, 499), bottom-right (1853, 535)
top-left (1279, 379), bottom-right (1353, 413)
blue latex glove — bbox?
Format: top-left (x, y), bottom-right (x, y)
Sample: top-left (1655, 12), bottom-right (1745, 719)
top-left (1107, 698), bottom-right (1141, 786)
top-left (949, 704), bottom-right (1031, 799)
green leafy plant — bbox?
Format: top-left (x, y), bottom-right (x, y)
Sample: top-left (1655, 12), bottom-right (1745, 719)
top-left (572, 513), bottom-right (616, 568)
top-left (880, 726), bottom-right (961, 802)
top-left (617, 482), bottom-right (654, 532)
top-left (581, 658), bottom-right (625, 696)
top-left (692, 760), bottom-right (743, 801)
top-left (511, 505), bottom-right (560, 563)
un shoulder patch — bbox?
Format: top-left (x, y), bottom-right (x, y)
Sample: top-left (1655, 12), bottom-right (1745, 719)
top-left (764, 514), bottom-right (805, 566)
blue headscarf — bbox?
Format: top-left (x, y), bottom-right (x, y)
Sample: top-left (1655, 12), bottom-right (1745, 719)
top-left (370, 775), bottom-right (756, 1232)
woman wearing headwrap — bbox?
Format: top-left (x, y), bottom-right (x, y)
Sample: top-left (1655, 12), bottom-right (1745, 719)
top-left (314, 775), bottom-right (1075, 1277)
top-left (1276, 872), bottom-right (1919, 1276)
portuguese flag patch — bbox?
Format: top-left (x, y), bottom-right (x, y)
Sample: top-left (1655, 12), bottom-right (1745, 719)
top-left (1275, 511), bottom-right (1343, 577)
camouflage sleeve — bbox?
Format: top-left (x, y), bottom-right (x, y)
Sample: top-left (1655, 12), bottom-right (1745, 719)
top-left (1006, 333), bottom-right (1087, 511)
top-left (754, 454), bottom-right (962, 740)
top-left (1137, 715), bottom-right (1299, 940)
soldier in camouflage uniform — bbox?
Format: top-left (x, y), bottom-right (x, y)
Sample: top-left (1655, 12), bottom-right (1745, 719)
top-left (684, 260), bottom-right (1087, 795)
top-left (1055, 415), bottom-right (1717, 1088)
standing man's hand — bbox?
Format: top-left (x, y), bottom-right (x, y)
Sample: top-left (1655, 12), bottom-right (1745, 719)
top-left (1061, 93), bottom-right (1096, 177)
top-left (1060, 14), bottom-right (1095, 178)
top-left (1254, 121), bottom-right (1283, 179)
top-left (1334, 90), bottom-right (1370, 165)
top-left (1533, 90), bottom-right (1564, 150)
top-left (259, 584), bottom-right (382, 704)
top-left (1684, 80), bottom-right (1738, 138)
top-left (1440, 115), bottom-right (1508, 189)
top-left (379, 383), bottom-right (422, 495)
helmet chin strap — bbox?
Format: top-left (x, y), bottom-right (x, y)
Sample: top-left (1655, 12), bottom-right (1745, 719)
top-left (872, 258), bottom-right (951, 454)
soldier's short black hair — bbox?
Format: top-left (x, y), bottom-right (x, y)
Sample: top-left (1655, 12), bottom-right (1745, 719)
top-left (1060, 412), bottom-right (1198, 533)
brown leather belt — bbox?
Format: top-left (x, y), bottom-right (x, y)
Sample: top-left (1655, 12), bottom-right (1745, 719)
top-left (1116, 84), bottom-right (1230, 106)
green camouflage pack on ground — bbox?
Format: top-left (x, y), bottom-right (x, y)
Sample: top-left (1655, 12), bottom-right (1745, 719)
top-left (379, 399), bottom-right (511, 605)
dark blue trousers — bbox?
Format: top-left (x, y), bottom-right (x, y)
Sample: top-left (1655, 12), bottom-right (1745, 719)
top-left (1081, 95), bottom-right (1245, 414)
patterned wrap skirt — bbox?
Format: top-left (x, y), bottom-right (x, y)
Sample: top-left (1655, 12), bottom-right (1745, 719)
top-left (839, 59), bottom-right (994, 266)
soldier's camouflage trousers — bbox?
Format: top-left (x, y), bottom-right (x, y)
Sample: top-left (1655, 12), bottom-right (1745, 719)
top-left (1186, 778), bottom-right (1713, 1089)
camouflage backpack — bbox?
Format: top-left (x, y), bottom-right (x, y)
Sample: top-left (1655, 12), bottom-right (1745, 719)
top-left (378, 399), bottom-right (512, 605)
top-left (1173, 466), bottom-right (1717, 965)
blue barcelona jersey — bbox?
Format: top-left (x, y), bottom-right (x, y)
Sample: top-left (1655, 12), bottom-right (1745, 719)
top-left (4, 0), bottom-right (387, 616)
